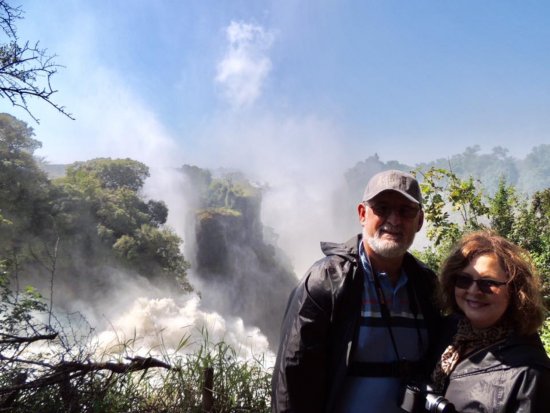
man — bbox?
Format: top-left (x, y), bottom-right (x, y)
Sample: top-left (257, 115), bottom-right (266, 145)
top-left (271, 170), bottom-right (441, 413)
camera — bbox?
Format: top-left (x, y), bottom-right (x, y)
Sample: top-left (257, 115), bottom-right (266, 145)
top-left (399, 382), bottom-right (456, 413)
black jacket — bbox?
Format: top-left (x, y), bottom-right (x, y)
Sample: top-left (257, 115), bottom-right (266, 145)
top-left (444, 333), bottom-right (550, 413)
top-left (271, 235), bottom-right (441, 413)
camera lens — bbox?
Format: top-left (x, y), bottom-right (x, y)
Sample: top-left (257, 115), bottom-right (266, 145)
top-left (425, 394), bottom-right (456, 413)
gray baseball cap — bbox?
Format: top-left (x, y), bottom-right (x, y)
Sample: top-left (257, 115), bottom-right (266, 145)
top-left (362, 170), bottom-right (422, 206)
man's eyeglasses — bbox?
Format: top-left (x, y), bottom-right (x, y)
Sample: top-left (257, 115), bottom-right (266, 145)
top-left (454, 274), bottom-right (507, 295)
top-left (366, 203), bottom-right (421, 219)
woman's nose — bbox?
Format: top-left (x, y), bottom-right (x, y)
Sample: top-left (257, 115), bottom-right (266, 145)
top-left (467, 280), bottom-right (482, 294)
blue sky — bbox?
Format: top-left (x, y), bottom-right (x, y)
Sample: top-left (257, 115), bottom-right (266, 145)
top-left (2, 0), bottom-right (550, 169)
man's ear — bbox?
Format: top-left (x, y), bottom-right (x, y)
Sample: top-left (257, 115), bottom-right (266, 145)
top-left (358, 203), bottom-right (367, 226)
top-left (416, 210), bottom-right (424, 232)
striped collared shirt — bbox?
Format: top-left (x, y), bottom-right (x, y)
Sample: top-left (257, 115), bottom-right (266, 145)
top-left (335, 239), bottom-right (428, 412)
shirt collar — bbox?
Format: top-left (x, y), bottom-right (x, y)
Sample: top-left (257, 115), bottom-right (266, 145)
top-left (358, 238), bottom-right (375, 282)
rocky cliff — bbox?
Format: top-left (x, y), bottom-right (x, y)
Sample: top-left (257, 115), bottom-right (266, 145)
top-left (183, 167), bottom-right (297, 348)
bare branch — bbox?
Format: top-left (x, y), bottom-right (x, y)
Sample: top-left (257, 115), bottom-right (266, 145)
top-left (0, 3), bottom-right (73, 122)
top-left (0, 332), bottom-right (57, 345)
top-left (49, 234), bottom-right (59, 325)
top-left (28, 244), bottom-right (52, 273)
top-left (59, 356), bottom-right (176, 374)
top-left (0, 356), bottom-right (178, 395)
top-left (0, 1), bottom-right (22, 39)
top-left (0, 353), bottom-right (54, 369)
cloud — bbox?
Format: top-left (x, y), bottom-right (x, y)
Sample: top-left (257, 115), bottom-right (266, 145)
top-left (215, 21), bottom-right (275, 108)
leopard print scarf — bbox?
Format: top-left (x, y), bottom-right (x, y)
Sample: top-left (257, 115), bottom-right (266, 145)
top-left (432, 316), bottom-right (514, 391)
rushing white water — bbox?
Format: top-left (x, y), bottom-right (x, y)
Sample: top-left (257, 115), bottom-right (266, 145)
top-left (138, 167), bottom-right (281, 359)
top-left (96, 294), bottom-right (272, 362)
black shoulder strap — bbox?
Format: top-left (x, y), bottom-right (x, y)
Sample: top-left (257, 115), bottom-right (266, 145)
top-left (354, 253), bottom-right (401, 361)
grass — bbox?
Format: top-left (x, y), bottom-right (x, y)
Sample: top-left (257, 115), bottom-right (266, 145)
top-left (0, 324), bottom-right (273, 412)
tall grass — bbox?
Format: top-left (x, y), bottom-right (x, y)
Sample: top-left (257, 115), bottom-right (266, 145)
top-left (0, 309), bottom-right (273, 412)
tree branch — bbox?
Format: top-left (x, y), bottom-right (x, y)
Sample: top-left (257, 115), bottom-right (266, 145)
top-left (0, 3), bottom-right (73, 122)
top-left (0, 356), bottom-right (178, 395)
top-left (0, 332), bottom-right (58, 345)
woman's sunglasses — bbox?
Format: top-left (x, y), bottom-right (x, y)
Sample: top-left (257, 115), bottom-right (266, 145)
top-left (454, 274), bottom-right (507, 295)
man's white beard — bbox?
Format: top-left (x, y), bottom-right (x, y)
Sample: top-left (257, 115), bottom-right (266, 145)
top-left (365, 224), bottom-right (414, 258)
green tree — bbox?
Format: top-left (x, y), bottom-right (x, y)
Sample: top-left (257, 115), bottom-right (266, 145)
top-left (486, 178), bottom-right (550, 297)
top-left (95, 188), bottom-right (152, 237)
top-left (113, 224), bottom-right (191, 289)
top-left (65, 158), bottom-right (150, 193)
top-left (411, 166), bottom-right (480, 273)
top-left (147, 200), bottom-right (168, 227)
top-left (180, 164), bottom-right (212, 190)
top-left (515, 189), bottom-right (550, 300)
top-left (0, 113), bottom-right (50, 244)
top-left (414, 167), bottom-right (488, 249)
top-left (489, 176), bottom-right (517, 240)
top-left (0, 129), bottom-right (192, 293)
top-left (54, 157), bottom-right (192, 291)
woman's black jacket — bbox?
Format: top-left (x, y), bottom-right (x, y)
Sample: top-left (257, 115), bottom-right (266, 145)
top-left (444, 332), bottom-right (550, 412)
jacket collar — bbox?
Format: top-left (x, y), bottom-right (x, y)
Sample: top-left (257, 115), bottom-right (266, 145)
top-left (320, 234), bottom-right (361, 262)
top-left (500, 333), bottom-right (550, 369)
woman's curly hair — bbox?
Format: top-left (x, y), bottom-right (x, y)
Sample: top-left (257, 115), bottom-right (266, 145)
top-left (439, 230), bottom-right (546, 335)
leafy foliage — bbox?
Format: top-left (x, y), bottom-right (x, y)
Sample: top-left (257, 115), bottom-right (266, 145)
top-left (417, 167), bottom-right (488, 245)
top-left (0, 115), bottom-right (192, 296)
top-left (113, 224), bottom-right (191, 290)
top-left (204, 177), bottom-right (259, 212)
top-left (181, 164), bottom-right (212, 191)
top-left (65, 158), bottom-right (150, 193)
top-left (0, 113), bottom-right (49, 238)
top-left (0, 258), bottom-right (47, 336)
top-left (413, 168), bottom-right (550, 353)
top-left (489, 178), bottom-right (517, 239)
top-left (412, 167), bottom-right (489, 272)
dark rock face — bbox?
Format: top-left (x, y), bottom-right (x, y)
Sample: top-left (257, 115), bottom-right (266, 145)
top-left (194, 193), bottom-right (297, 349)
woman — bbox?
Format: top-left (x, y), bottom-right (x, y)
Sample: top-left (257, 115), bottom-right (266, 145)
top-left (432, 230), bottom-right (550, 412)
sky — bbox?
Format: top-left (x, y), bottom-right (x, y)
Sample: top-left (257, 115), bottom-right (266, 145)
top-left (2, 0), bottom-right (549, 170)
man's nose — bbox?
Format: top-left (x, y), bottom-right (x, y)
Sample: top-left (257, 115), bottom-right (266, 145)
top-left (386, 208), bottom-right (401, 225)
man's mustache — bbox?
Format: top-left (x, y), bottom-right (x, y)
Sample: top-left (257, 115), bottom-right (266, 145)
top-left (376, 224), bottom-right (404, 236)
